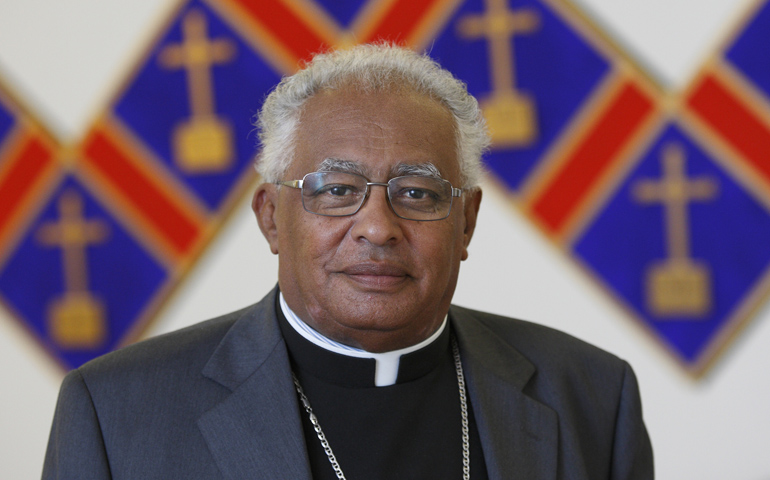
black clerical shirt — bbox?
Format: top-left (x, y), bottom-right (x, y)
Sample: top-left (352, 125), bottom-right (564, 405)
top-left (277, 304), bottom-right (489, 479)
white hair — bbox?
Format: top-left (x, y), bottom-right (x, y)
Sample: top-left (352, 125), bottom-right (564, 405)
top-left (254, 43), bottom-right (489, 188)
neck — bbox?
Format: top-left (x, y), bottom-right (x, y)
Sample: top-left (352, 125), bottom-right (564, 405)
top-left (279, 292), bottom-right (447, 386)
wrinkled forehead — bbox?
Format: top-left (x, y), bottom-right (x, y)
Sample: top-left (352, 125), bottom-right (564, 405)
top-left (291, 87), bottom-right (461, 182)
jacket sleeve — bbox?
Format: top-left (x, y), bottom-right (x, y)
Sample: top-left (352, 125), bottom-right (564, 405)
top-left (611, 362), bottom-right (654, 480)
top-left (42, 369), bottom-right (112, 480)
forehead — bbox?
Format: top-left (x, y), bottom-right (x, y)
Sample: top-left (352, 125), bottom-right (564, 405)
top-left (291, 87), bottom-right (459, 181)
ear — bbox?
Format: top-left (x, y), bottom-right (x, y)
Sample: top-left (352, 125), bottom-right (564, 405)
top-left (253, 183), bottom-right (280, 254)
top-left (460, 188), bottom-right (482, 261)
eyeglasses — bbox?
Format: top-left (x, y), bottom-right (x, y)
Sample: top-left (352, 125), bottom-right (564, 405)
top-left (277, 171), bottom-right (463, 221)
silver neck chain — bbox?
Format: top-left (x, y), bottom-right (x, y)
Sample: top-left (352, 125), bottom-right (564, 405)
top-left (292, 336), bottom-right (470, 480)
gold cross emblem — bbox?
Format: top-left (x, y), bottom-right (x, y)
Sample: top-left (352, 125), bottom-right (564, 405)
top-left (36, 190), bottom-right (110, 348)
top-left (159, 8), bottom-right (237, 173)
top-left (633, 143), bottom-right (719, 318)
top-left (457, 0), bottom-right (540, 147)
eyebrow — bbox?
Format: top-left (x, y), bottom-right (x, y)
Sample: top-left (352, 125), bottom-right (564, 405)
top-left (317, 158), bottom-right (443, 179)
top-left (317, 158), bottom-right (367, 176)
top-left (391, 162), bottom-right (443, 179)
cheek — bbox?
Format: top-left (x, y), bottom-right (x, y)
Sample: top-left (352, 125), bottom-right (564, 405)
top-left (286, 216), bottom-right (351, 265)
top-left (409, 223), bottom-right (464, 271)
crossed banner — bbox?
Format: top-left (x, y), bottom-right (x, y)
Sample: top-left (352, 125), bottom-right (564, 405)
top-left (1, 0), bottom-right (770, 376)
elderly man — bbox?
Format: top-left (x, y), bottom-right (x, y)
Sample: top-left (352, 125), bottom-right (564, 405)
top-left (43, 44), bottom-right (653, 479)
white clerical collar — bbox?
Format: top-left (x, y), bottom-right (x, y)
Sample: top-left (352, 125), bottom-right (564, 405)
top-left (279, 292), bottom-right (447, 387)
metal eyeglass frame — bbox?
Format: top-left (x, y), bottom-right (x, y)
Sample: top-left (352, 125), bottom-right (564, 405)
top-left (277, 171), bottom-right (463, 221)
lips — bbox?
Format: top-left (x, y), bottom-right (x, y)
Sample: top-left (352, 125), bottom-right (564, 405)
top-left (338, 263), bottom-right (410, 289)
top-left (342, 263), bottom-right (408, 276)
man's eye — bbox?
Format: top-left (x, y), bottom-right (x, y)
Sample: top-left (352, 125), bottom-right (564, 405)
top-left (398, 188), bottom-right (438, 200)
top-left (317, 184), bottom-right (357, 196)
top-left (406, 188), bottom-right (427, 199)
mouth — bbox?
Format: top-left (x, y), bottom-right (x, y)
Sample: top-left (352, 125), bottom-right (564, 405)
top-left (338, 263), bottom-right (410, 289)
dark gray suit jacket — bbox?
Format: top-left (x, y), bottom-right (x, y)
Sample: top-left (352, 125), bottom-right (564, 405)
top-left (43, 288), bottom-right (653, 479)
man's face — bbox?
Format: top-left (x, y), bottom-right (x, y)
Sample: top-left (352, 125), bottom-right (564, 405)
top-left (254, 87), bottom-right (481, 352)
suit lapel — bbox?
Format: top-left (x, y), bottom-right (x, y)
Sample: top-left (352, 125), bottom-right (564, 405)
top-left (195, 292), bottom-right (559, 479)
top-left (452, 307), bottom-right (558, 480)
top-left (197, 288), bottom-right (312, 480)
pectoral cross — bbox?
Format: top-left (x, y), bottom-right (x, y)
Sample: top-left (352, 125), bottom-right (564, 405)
top-left (457, 0), bottom-right (540, 147)
top-left (159, 8), bottom-right (236, 173)
top-left (633, 143), bottom-right (718, 318)
top-left (37, 190), bottom-right (110, 348)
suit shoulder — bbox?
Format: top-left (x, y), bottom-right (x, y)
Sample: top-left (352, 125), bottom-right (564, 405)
top-left (75, 304), bottom-right (255, 382)
top-left (449, 305), bottom-right (651, 477)
top-left (450, 304), bottom-right (627, 375)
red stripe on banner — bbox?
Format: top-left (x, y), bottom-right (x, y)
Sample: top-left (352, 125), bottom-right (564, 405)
top-left (362, 0), bottom-right (441, 43)
top-left (688, 73), bottom-right (770, 184)
top-left (234, 0), bottom-right (331, 65)
top-left (82, 129), bottom-right (201, 257)
top-left (531, 81), bottom-right (655, 236)
top-left (0, 134), bottom-right (54, 239)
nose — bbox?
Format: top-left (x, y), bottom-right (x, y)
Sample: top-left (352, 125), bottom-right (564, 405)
top-left (349, 184), bottom-right (404, 246)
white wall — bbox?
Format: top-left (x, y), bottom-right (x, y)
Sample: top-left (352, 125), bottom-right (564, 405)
top-left (1, 0), bottom-right (769, 478)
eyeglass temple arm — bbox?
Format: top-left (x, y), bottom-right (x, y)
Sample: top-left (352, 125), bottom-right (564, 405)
top-left (452, 187), bottom-right (463, 197)
top-left (276, 180), bottom-right (303, 188)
